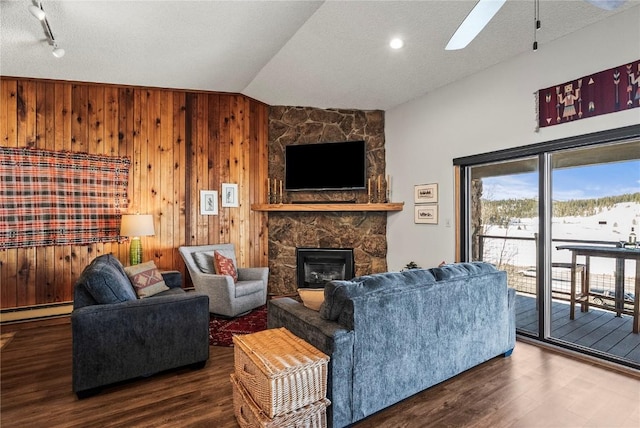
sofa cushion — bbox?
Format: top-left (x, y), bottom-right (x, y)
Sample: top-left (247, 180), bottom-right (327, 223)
top-left (76, 254), bottom-right (137, 304)
top-left (298, 288), bottom-right (324, 311)
top-left (235, 280), bottom-right (264, 298)
top-left (193, 251), bottom-right (216, 274)
top-left (430, 262), bottom-right (497, 281)
top-left (124, 260), bottom-right (171, 298)
top-left (214, 250), bottom-right (238, 283)
top-left (320, 269), bottom-right (437, 321)
top-left (152, 287), bottom-right (186, 297)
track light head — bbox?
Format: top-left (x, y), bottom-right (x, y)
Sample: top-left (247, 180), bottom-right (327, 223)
top-left (52, 46), bottom-right (65, 58)
top-left (28, 4), bottom-right (45, 21)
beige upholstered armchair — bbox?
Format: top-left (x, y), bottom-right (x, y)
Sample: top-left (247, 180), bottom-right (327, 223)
top-left (179, 244), bottom-right (268, 317)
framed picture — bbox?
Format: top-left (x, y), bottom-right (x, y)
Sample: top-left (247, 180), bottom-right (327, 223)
top-left (200, 190), bottom-right (218, 215)
top-left (414, 205), bottom-right (438, 224)
top-left (221, 183), bottom-right (239, 207)
top-left (414, 183), bottom-right (438, 204)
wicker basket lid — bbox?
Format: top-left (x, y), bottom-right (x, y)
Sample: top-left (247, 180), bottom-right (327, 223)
top-left (233, 327), bottom-right (329, 376)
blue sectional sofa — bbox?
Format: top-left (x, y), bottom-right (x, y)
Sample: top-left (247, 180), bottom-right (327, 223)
top-left (268, 262), bottom-right (516, 428)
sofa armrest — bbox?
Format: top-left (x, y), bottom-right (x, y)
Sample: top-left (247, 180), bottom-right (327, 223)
top-left (267, 298), bottom-right (354, 428)
top-left (268, 298), bottom-right (349, 354)
top-left (72, 292), bottom-right (209, 393)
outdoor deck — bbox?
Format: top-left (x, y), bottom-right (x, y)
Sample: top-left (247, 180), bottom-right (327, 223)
top-left (516, 293), bottom-right (640, 366)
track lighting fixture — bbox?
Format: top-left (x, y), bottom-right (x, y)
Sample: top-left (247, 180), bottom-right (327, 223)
top-left (28, 1), bottom-right (65, 58)
top-left (533, 0), bottom-right (540, 51)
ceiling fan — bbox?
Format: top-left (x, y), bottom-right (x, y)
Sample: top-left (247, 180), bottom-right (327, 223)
top-left (445, 0), bottom-right (627, 50)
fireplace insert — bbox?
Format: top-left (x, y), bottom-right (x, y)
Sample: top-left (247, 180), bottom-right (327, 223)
top-left (296, 248), bottom-right (355, 288)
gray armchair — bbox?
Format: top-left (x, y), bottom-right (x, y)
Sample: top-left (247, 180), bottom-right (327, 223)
top-left (179, 244), bottom-right (268, 317)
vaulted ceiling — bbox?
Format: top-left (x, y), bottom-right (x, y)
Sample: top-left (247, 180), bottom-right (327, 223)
top-left (1, 1), bottom-right (638, 110)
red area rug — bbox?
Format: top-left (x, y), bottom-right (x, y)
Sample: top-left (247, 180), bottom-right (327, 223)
top-left (209, 305), bottom-right (267, 347)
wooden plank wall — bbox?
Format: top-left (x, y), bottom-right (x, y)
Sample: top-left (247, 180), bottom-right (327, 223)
top-left (0, 77), bottom-right (269, 310)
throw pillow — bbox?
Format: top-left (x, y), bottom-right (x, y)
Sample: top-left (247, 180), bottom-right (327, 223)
top-left (193, 251), bottom-right (216, 274)
top-left (124, 261), bottom-right (170, 298)
top-left (214, 250), bottom-right (238, 283)
top-left (297, 288), bottom-right (324, 311)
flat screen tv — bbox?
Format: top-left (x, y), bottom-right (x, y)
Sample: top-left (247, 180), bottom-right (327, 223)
top-left (285, 141), bottom-right (366, 191)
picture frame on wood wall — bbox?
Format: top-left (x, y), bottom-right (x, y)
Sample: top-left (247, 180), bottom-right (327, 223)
top-left (200, 190), bottom-right (219, 215)
top-left (221, 183), bottom-right (239, 207)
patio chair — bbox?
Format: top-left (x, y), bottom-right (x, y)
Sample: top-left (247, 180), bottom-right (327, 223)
top-left (179, 244), bottom-right (268, 317)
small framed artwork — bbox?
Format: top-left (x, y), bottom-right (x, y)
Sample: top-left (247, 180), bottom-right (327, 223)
top-left (221, 183), bottom-right (239, 207)
top-left (414, 205), bottom-right (438, 224)
top-left (414, 183), bottom-right (438, 204)
top-left (200, 190), bottom-right (218, 215)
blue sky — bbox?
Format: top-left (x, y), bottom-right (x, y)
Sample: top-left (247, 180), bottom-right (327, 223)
top-left (482, 160), bottom-right (640, 201)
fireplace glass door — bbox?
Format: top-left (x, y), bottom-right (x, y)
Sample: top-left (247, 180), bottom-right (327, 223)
top-left (296, 248), bottom-right (354, 288)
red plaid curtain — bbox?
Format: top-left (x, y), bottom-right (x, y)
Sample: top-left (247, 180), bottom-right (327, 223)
top-left (0, 147), bottom-right (130, 249)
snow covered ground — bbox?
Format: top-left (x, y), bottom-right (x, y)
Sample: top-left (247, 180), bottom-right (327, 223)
top-left (483, 202), bottom-right (640, 276)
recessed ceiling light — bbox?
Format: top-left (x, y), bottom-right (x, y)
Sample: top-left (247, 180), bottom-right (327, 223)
top-left (389, 38), bottom-right (404, 49)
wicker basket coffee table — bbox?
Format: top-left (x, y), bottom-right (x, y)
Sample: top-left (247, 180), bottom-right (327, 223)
top-left (232, 327), bottom-right (330, 427)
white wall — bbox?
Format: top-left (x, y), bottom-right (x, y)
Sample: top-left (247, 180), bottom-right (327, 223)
top-left (385, 7), bottom-right (640, 271)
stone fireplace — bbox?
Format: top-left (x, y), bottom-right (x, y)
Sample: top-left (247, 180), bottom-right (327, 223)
top-left (268, 105), bottom-right (387, 296)
top-left (296, 248), bottom-right (355, 288)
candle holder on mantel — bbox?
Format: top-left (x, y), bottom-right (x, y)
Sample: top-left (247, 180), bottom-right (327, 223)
top-left (368, 175), bottom-right (389, 204)
top-left (269, 190), bottom-right (281, 204)
top-left (267, 178), bottom-right (284, 204)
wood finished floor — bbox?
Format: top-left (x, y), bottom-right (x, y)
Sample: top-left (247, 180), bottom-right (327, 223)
top-left (1, 320), bottom-right (639, 428)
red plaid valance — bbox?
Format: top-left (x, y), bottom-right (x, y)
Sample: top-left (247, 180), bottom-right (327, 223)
top-left (0, 147), bottom-right (130, 249)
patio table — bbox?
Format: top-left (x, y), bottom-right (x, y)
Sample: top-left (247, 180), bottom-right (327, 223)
top-left (556, 245), bottom-right (640, 333)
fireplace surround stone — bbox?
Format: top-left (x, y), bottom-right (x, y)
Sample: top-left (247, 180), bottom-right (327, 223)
top-left (268, 105), bottom-right (387, 296)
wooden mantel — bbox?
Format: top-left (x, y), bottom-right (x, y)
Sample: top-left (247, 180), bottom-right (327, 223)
top-left (250, 202), bottom-right (404, 212)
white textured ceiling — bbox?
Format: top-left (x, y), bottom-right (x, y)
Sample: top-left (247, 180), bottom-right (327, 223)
top-left (1, 0), bottom-right (638, 110)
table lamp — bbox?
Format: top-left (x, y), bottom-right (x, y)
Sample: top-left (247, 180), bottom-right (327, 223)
top-left (120, 214), bottom-right (155, 265)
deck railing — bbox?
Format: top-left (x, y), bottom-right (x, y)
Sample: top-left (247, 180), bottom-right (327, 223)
top-left (477, 234), bottom-right (636, 303)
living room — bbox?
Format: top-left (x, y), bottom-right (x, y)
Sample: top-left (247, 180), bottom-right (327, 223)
top-left (1, 1), bottom-right (640, 427)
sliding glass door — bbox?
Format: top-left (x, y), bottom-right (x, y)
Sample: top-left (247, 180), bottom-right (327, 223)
top-left (549, 142), bottom-right (639, 364)
top-left (456, 127), bottom-right (640, 369)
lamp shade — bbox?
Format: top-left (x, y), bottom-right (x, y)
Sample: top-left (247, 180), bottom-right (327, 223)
top-left (120, 214), bottom-right (155, 237)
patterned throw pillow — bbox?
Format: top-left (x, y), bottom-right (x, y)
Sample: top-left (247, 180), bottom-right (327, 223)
top-left (214, 250), bottom-right (238, 283)
top-left (124, 260), bottom-right (170, 298)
